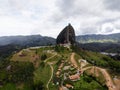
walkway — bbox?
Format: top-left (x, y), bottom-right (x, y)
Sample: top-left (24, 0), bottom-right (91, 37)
top-left (46, 63), bottom-right (54, 90)
top-left (96, 67), bottom-right (118, 90)
top-left (70, 53), bottom-right (78, 68)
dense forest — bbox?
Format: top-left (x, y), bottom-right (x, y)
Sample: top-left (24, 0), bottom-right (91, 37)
top-left (0, 35), bottom-right (55, 46)
top-left (77, 43), bottom-right (120, 53)
top-left (0, 45), bottom-right (35, 90)
top-left (0, 44), bottom-right (24, 60)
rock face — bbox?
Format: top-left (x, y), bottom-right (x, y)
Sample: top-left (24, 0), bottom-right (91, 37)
top-left (56, 24), bottom-right (76, 45)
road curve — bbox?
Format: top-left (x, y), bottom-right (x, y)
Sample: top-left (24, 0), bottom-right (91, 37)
top-left (70, 53), bottom-right (78, 68)
top-left (96, 67), bottom-right (118, 90)
top-left (46, 63), bottom-right (54, 90)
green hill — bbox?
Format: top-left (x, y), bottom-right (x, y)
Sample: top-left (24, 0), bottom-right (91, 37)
top-left (0, 45), bottom-right (120, 90)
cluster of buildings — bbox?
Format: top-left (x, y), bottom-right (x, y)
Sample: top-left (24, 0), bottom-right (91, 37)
top-left (54, 59), bottom-right (84, 90)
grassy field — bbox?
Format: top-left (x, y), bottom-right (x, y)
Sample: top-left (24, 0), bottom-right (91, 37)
top-left (11, 49), bottom-right (36, 62)
top-left (33, 63), bottom-right (51, 89)
top-left (11, 47), bottom-right (56, 67)
top-left (45, 55), bottom-right (61, 63)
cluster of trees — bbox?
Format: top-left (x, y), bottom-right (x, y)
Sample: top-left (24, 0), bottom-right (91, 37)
top-left (73, 74), bottom-right (108, 90)
top-left (54, 45), bottom-right (70, 53)
top-left (0, 44), bottom-right (55, 90)
top-left (0, 61), bottom-right (34, 86)
top-left (41, 54), bottom-right (47, 61)
top-left (8, 61), bottom-right (34, 83)
top-left (55, 45), bottom-right (65, 52)
top-left (0, 62), bottom-right (45, 90)
top-left (0, 44), bottom-right (23, 60)
top-left (110, 55), bottom-right (120, 61)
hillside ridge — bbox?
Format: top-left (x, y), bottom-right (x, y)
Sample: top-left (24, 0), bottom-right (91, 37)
top-left (76, 33), bottom-right (120, 43)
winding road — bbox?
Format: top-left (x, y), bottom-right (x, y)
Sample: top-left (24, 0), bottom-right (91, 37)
top-left (44, 52), bottom-right (56, 90)
top-left (70, 53), bottom-right (78, 68)
top-left (82, 66), bottom-right (118, 90)
top-left (70, 52), bottom-right (118, 90)
top-left (46, 52), bottom-right (119, 90)
top-left (46, 63), bottom-right (54, 90)
top-left (44, 53), bottom-right (57, 63)
top-left (96, 67), bottom-right (118, 90)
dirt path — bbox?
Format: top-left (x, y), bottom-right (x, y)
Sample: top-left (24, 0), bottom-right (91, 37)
top-left (114, 78), bottom-right (120, 90)
top-left (44, 53), bottom-right (57, 90)
top-left (82, 67), bottom-right (92, 71)
top-left (83, 66), bottom-right (118, 90)
top-left (96, 67), bottom-right (118, 90)
top-left (46, 63), bottom-right (54, 90)
top-left (44, 53), bottom-right (57, 63)
top-left (70, 53), bottom-right (78, 68)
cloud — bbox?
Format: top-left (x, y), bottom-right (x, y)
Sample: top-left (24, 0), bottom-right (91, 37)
top-left (104, 0), bottom-right (120, 11)
top-left (0, 15), bottom-right (36, 36)
top-left (100, 23), bottom-right (114, 33)
top-left (0, 0), bottom-right (58, 37)
top-left (0, 0), bottom-right (120, 38)
top-left (53, 0), bottom-right (120, 35)
top-left (56, 0), bottom-right (104, 17)
top-left (79, 26), bottom-right (99, 35)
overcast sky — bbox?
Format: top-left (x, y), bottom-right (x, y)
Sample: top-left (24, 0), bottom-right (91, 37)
top-left (0, 0), bottom-right (120, 38)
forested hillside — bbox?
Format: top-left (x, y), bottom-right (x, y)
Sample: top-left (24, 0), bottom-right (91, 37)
top-left (0, 35), bottom-right (55, 46)
top-left (76, 33), bottom-right (120, 43)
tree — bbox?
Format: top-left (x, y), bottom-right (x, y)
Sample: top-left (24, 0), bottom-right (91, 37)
top-left (33, 81), bottom-right (44, 90)
top-left (41, 54), bottom-right (47, 61)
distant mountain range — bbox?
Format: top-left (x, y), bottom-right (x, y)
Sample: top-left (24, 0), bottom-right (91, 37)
top-left (0, 33), bottom-right (120, 47)
top-left (0, 35), bottom-right (55, 46)
top-left (76, 33), bottom-right (120, 43)
top-left (76, 33), bottom-right (120, 53)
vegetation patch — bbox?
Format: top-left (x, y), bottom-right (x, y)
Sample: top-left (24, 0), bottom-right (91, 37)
top-left (33, 62), bottom-right (51, 90)
top-left (73, 75), bottom-right (108, 90)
